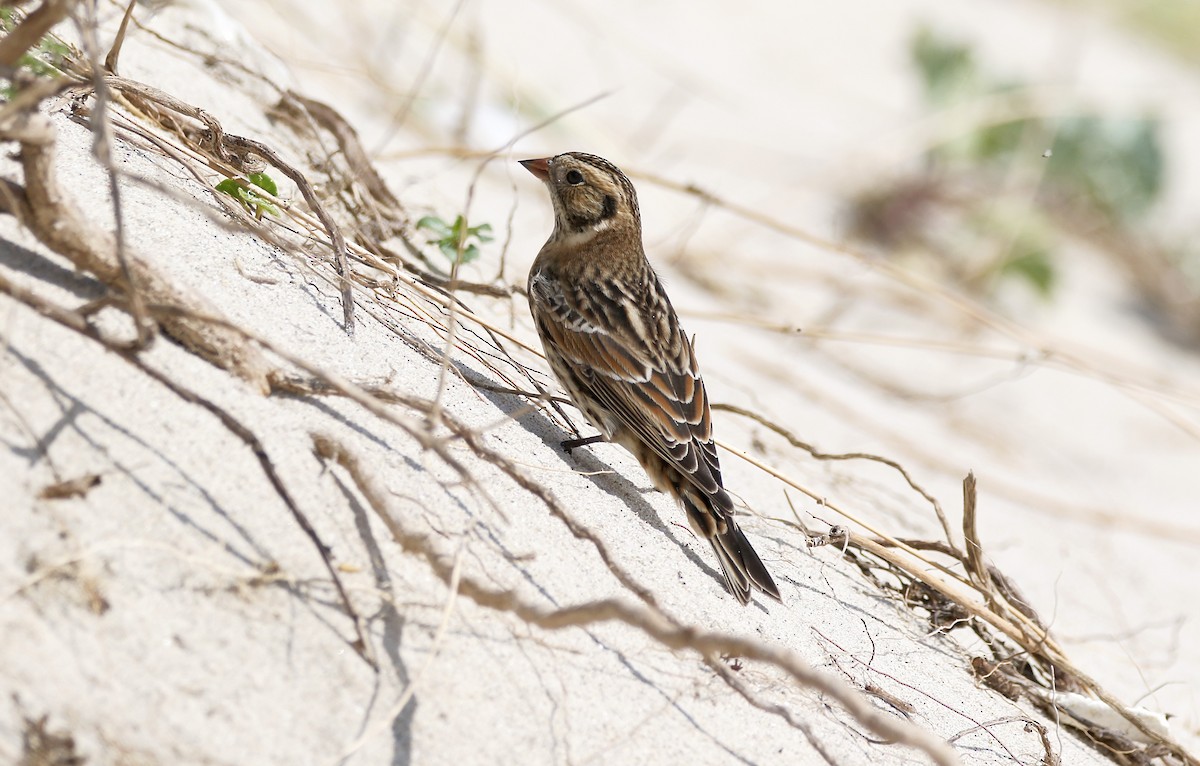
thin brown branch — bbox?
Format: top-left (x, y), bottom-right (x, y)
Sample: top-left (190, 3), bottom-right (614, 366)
top-left (102, 0), bottom-right (136, 75)
top-left (278, 92), bottom-right (400, 212)
top-left (0, 0), bottom-right (70, 67)
top-left (711, 401), bottom-right (955, 544)
top-left (74, 0), bottom-right (154, 347)
top-left (0, 273), bottom-right (375, 668)
top-left (314, 433), bottom-right (964, 766)
top-left (221, 132), bottom-right (356, 335)
top-left (0, 107), bottom-right (272, 391)
top-left (961, 471), bottom-right (994, 607)
top-left (416, 269), bottom-right (517, 297)
top-left (946, 716), bottom-right (1059, 766)
top-left (98, 74), bottom-right (231, 163)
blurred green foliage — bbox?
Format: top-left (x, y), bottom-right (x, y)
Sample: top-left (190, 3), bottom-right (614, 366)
top-left (1046, 116), bottom-right (1162, 220)
top-left (907, 26), bottom-right (1165, 298)
top-left (999, 242), bottom-right (1056, 299)
top-left (912, 27), bottom-right (977, 106)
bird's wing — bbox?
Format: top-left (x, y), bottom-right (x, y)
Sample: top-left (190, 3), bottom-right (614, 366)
top-left (532, 270), bottom-right (726, 502)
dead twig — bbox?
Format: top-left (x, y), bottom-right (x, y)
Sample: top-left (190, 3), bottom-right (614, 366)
top-left (102, 0), bottom-right (137, 76)
top-left (961, 472), bottom-right (995, 608)
top-left (314, 433), bottom-right (963, 766)
top-left (221, 132), bottom-right (356, 335)
top-left (0, 0), bottom-right (70, 68)
top-left (0, 273), bottom-right (375, 669)
top-left (74, 0), bottom-right (154, 347)
top-left (946, 716), bottom-right (1059, 766)
top-left (711, 401), bottom-right (955, 544)
top-left (0, 106), bottom-right (272, 391)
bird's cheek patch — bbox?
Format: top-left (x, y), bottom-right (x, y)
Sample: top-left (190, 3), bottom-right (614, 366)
top-left (600, 194), bottom-right (617, 221)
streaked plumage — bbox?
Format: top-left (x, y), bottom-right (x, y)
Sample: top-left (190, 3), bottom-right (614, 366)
top-left (521, 152), bottom-right (781, 605)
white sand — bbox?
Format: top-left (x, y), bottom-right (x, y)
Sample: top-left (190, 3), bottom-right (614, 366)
top-left (1, 1), bottom-right (1197, 764)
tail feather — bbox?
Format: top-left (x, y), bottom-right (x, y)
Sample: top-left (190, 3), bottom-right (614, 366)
top-left (683, 492), bottom-right (781, 604)
top-left (713, 522), bottom-right (782, 604)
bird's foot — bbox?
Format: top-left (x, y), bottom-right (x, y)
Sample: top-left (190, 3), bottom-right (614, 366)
top-left (560, 434), bottom-right (605, 453)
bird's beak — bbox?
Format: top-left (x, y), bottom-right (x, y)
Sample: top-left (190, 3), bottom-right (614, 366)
top-left (519, 157), bottom-right (551, 181)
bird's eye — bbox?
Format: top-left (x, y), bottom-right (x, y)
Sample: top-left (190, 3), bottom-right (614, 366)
top-left (565, 169), bottom-right (585, 186)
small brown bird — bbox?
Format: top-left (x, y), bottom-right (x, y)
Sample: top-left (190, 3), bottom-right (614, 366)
top-left (521, 152), bottom-right (781, 605)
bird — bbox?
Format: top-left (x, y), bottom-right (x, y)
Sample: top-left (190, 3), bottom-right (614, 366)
top-left (520, 152), bottom-right (781, 605)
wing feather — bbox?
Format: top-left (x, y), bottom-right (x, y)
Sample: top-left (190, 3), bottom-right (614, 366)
top-left (532, 270), bottom-right (726, 503)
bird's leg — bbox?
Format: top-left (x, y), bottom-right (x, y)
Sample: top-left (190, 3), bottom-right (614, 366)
top-left (561, 434), bottom-right (606, 453)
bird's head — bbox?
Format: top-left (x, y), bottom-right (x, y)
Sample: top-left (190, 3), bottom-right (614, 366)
top-left (520, 152), bottom-right (641, 241)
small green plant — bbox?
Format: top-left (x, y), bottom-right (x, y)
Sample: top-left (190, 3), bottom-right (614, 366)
top-left (215, 172), bottom-right (279, 218)
top-left (416, 214), bottom-right (493, 266)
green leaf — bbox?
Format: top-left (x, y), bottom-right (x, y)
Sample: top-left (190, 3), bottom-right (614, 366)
top-left (416, 215), bottom-right (452, 239)
top-left (471, 222), bottom-right (494, 242)
top-left (419, 212), bottom-right (492, 265)
top-left (215, 178), bottom-right (277, 217)
top-left (215, 178), bottom-right (244, 198)
top-left (248, 172), bottom-right (277, 195)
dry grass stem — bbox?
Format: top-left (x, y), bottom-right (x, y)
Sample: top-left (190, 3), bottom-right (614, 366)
top-left (0, 106), bottom-right (272, 391)
top-left (0, 0), bottom-right (70, 68)
top-left (314, 434), bottom-right (963, 766)
top-left (0, 273), bottom-right (374, 667)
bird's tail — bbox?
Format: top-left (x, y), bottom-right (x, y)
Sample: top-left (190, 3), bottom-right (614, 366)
top-left (683, 492), bottom-right (781, 605)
